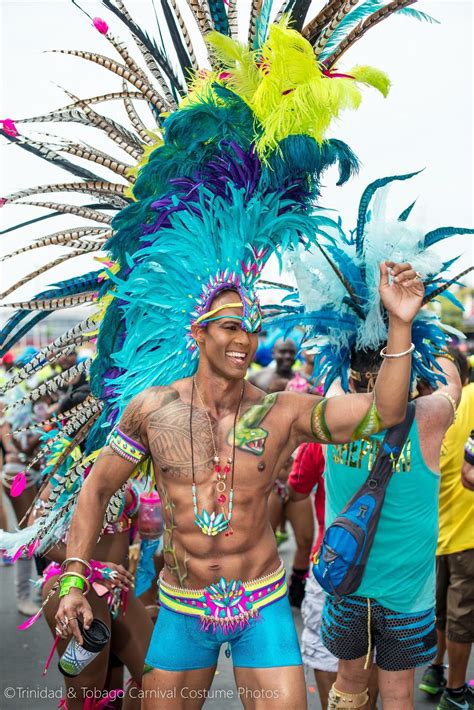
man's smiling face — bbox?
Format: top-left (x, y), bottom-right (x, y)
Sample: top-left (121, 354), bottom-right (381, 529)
top-left (193, 290), bottom-right (258, 380)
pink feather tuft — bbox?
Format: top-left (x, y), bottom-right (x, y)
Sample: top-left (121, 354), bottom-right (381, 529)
top-left (18, 607), bottom-right (43, 630)
top-left (12, 546), bottom-right (25, 563)
top-left (1, 118), bottom-right (18, 137)
top-left (93, 17), bottom-right (109, 34)
top-left (27, 539), bottom-right (40, 558)
top-left (10, 471), bottom-right (27, 497)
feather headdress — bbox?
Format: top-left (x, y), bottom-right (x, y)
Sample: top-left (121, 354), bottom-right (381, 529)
top-left (0, 0), bottom-right (436, 555)
top-left (270, 172), bottom-right (473, 392)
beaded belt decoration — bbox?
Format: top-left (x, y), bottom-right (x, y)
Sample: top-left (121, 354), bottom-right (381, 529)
top-left (159, 564), bottom-right (287, 632)
top-left (108, 427), bottom-right (147, 464)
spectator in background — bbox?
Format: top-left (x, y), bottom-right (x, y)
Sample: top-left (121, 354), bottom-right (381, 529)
top-left (420, 351), bottom-right (474, 710)
top-left (272, 353), bottom-right (323, 608)
top-left (0, 350), bottom-right (42, 615)
top-left (248, 338), bottom-right (297, 392)
top-left (49, 350), bottom-right (91, 416)
top-left (287, 351), bottom-right (323, 396)
top-left (287, 442), bottom-right (343, 709)
top-left (0, 353), bottom-right (15, 538)
top-left (250, 338), bottom-right (298, 552)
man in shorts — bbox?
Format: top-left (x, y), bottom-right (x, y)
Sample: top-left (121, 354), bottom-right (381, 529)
top-left (420, 352), bottom-right (474, 710)
top-left (292, 348), bottom-right (461, 710)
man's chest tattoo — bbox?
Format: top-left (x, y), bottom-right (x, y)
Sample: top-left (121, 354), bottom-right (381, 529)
top-left (227, 393), bottom-right (277, 456)
top-left (148, 400), bottom-right (213, 476)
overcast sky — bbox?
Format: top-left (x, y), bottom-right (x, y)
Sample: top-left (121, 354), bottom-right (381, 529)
top-left (1, 0), bottom-right (473, 319)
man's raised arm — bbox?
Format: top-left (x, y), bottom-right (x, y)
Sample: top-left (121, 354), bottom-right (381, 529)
top-left (55, 390), bottom-right (151, 644)
top-left (291, 261), bottom-right (424, 445)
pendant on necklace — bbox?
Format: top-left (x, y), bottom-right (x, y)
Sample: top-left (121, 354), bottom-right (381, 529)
top-left (192, 484), bottom-right (234, 537)
top-left (194, 509), bottom-right (230, 536)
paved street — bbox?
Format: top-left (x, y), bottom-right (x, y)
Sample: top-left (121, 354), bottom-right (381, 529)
top-left (1, 536), bottom-right (472, 709)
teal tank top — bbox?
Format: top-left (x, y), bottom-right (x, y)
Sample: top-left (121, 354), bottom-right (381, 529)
top-left (325, 415), bottom-right (439, 613)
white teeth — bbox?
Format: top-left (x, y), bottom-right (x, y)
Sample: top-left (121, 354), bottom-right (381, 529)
top-left (227, 351), bottom-right (246, 359)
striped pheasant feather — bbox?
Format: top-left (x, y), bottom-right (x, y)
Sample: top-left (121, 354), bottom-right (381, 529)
top-left (303, 0), bottom-right (349, 41)
top-left (2, 228), bottom-right (109, 261)
top-left (313, 0), bottom-right (359, 55)
top-left (6, 359), bottom-right (92, 410)
top-left (122, 81), bottom-right (155, 145)
top-left (52, 141), bottom-right (133, 179)
top-left (0, 292), bottom-right (98, 312)
top-left (16, 201), bottom-right (113, 224)
top-left (324, 0), bottom-right (416, 66)
top-left (3, 180), bottom-right (129, 207)
top-left (51, 50), bottom-right (167, 112)
top-left (0, 251), bottom-right (101, 301)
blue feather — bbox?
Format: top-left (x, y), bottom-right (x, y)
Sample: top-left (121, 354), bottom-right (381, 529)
top-left (0, 313), bottom-right (49, 356)
top-left (255, 0), bottom-right (274, 47)
top-left (319, 1), bottom-right (384, 59)
top-left (396, 7), bottom-right (440, 24)
top-left (437, 290), bottom-right (464, 310)
top-left (398, 200), bottom-right (417, 222)
top-left (356, 170), bottom-right (423, 256)
top-left (424, 227), bottom-right (474, 248)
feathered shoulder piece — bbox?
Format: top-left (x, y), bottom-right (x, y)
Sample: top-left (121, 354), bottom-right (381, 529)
top-left (270, 172), bottom-right (474, 392)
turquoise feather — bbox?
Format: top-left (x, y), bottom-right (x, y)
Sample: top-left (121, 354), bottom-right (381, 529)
top-left (356, 170), bottom-right (423, 256)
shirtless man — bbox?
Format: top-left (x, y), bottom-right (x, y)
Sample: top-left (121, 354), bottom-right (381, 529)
top-left (56, 261), bottom-right (423, 709)
top-left (249, 338), bottom-right (297, 393)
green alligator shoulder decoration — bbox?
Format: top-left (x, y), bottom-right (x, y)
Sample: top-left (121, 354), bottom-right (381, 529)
top-left (229, 393), bottom-right (277, 456)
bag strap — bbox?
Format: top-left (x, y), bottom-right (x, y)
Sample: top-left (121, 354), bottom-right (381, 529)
top-left (366, 401), bottom-right (416, 489)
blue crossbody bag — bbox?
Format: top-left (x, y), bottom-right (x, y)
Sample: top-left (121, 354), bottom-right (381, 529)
top-left (312, 402), bottom-right (416, 600)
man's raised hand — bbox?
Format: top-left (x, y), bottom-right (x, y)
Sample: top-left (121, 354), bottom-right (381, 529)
top-left (379, 261), bottom-right (424, 324)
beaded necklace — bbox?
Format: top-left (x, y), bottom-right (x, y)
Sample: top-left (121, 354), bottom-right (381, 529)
top-left (190, 378), bottom-right (244, 537)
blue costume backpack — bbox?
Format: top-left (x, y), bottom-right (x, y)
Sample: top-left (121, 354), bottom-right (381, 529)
top-left (312, 402), bottom-right (416, 600)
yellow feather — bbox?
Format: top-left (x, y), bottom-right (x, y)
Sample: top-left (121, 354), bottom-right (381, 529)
top-left (348, 65), bottom-right (391, 98)
top-left (250, 25), bottom-right (366, 153)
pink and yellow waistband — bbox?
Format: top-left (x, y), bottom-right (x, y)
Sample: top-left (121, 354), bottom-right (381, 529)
top-left (158, 564), bottom-right (287, 632)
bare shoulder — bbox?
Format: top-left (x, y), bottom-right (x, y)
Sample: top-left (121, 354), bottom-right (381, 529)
top-left (273, 389), bottom-right (323, 412)
top-left (415, 393), bottom-right (454, 432)
top-left (414, 395), bottom-right (454, 469)
top-left (244, 380), bottom-right (269, 401)
top-left (242, 382), bottom-right (313, 412)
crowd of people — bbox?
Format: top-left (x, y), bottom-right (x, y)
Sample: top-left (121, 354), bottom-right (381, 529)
top-left (1, 329), bottom-right (473, 709)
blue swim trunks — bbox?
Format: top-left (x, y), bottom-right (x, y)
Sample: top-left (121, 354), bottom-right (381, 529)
top-left (321, 595), bottom-right (436, 671)
top-left (145, 565), bottom-right (302, 671)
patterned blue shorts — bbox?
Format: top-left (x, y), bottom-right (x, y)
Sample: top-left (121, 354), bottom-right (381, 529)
top-left (321, 595), bottom-right (436, 671)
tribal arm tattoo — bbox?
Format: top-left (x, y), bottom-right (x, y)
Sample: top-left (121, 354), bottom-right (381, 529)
top-left (311, 390), bottom-right (383, 444)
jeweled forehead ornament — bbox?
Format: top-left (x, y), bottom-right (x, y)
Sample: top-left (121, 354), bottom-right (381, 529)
top-left (191, 261), bottom-right (264, 335)
top-left (194, 286), bottom-right (262, 333)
